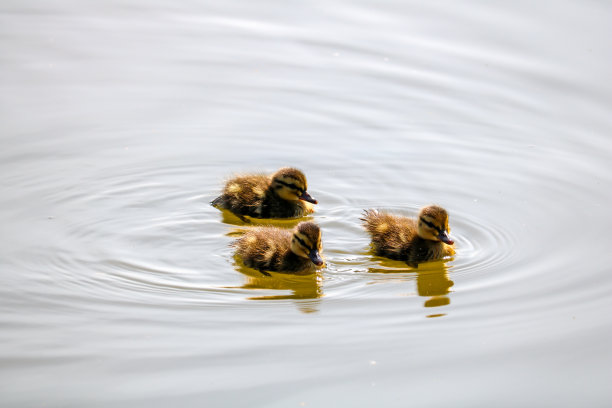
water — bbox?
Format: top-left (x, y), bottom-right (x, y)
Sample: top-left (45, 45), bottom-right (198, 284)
top-left (1, 1), bottom-right (611, 406)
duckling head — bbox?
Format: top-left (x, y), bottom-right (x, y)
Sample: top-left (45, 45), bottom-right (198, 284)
top-left (290, 221), bottom-right (324, 266)
top-left (417, 205), bottom-right (454, 245)
top-left (271, 168), bottom-right (318, 204)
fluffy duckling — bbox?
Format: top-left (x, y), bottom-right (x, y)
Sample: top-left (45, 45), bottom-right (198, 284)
top-left (234, 221), bottom-right (324, 275)
top-left (361, 205), bottom-right (455, 267)
top-left (212, 167), bottom-right (317, 220)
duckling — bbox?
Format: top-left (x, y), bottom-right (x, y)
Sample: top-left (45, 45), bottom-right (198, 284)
top-left (212, 167), bottom-right (317, 220)
top-left (233, 221), bottom-right (324, 275)
top-left (361, 205), bottom-right (455, 267)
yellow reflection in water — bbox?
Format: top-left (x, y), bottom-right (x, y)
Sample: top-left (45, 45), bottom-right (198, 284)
top-left (231, 257), bottom-right (323, 313)
top-left (217, 208), bottom-right (313, 228)
top-left (368, 258), bottom-right (454, 317)
top-left (417, 263), bottom-right (454, 315)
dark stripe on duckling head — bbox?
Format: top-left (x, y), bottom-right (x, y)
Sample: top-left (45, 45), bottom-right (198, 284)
top-left (275, 179), bottom-right (303, 194)
top-left (294, 222), bottom-right (323, 265)
top-left (295, 222), bottom-right (321, 245)
top-left (273, 179), bottom-right (317, 204)
top-left (294, 233), bottom-right (323, 266)
top-left (294, 234), bottom-right (312, 251)
top-left (419, 217), bottom-right (444, 234)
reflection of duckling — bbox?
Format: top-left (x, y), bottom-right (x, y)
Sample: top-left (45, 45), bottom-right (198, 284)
top-left (234, 221), bottom-right (324, 275)
top-left (361, 205), bottom-right (455, 267)
top-left (212, 168), bottom-right (317, 220)
top-left (416, 265), bottom-right (454, 309)
top-left (240, 273), bottom-right (323, 302)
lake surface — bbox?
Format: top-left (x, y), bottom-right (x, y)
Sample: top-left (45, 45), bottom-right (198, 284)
top-left (1, 0), bottom-right (611, 406)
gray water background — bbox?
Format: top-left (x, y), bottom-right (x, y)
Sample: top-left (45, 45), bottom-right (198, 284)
top-left (1, 1), bottom-right (611, 407)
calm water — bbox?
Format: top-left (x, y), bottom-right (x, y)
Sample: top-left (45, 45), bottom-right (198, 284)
top-left (1, 0), bottom-right (611, 407)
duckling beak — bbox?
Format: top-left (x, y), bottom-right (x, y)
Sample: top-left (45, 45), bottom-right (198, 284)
top-left (299, 191), bottom-right (318, 204)
top-left (438, 230), bottom-right (454, 245)
top-left (308, 248), bottom-right (324, 266)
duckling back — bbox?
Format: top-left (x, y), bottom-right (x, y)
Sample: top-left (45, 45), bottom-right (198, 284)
top-left (362, 209), bottom-right (417, 260)
top-left (234, 227), bottom-right (293, 272)
top-left (212, 174), bottom-right (269, 218)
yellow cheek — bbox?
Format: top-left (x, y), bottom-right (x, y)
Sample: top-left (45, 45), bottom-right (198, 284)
top-left (303, 202), bottom-right (315, 213)
top-left (278, 189), bottom-right (291, 199)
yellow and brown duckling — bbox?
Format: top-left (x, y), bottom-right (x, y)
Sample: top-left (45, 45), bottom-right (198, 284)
top-left (233, 221), bottom-right (324, 275)
top-left (212, 167), bottom-right (317, 220)
top-left (361, 205), bottom-right (455, 267)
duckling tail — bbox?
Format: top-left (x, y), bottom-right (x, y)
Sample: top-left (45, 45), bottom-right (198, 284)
top-left (359, 209), bottom-right (379, 223)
